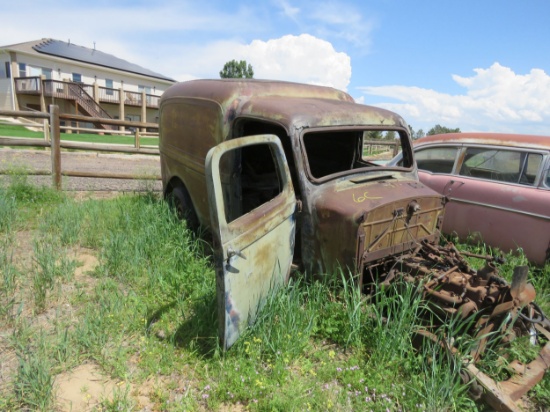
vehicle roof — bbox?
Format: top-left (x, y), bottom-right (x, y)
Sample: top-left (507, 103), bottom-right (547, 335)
top-left (161, 79), bottom-right (408, 130)
top-left (415, 133), bottom-right (550, 151)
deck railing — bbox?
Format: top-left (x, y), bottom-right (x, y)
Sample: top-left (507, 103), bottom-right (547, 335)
top-left (14, 77), bottom-right (160, 108)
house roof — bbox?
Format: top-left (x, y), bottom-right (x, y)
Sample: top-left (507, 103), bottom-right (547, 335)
top-left (1, 38), bottom-right (175, 82)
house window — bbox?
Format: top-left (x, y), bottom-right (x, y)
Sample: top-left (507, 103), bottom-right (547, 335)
top-left (42, 68), bottom-right (52, 80)
top-left (18, 63), bottom-right (27, 77)
top-left (139, 85), bottom-right (153, 105)
top-left (125, 114), bottom-right (141, 122)
top-left (72, 73), bottom-right (82, 83)
top-left (105, 79), bottom-right (114, 95)
top-left (0, 62), bottom-right (9, 78)
top-left (28, 66), bottom-right (52, 79)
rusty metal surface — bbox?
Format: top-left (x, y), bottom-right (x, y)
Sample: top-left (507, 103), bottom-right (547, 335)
top-left (159, 80), bottom-right (549, 409)
top-left (205, 134), bottom-right (296, 350)
top-left (375, 240), bottom-right (550, 411)
top-left (160, 80), bottom-right (445, 328)
top-left (305, 177), bottom-right (445, 275)
top-left (159, 80), bottom-right (424, 275)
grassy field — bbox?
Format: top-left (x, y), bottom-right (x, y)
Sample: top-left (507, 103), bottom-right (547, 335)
top-left (0, 123), bottom-right (158, 146)
top-left (0, 174), bottom-right (549, 411)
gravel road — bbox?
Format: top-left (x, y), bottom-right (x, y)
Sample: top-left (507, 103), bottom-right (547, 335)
top-left (0, 148), bottom-right (162, 193)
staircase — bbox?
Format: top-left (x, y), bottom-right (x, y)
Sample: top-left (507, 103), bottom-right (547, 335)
top-left (66, 83), bottom-right (115, 130)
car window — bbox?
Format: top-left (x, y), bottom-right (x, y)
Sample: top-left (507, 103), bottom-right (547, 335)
top-left (544, 166), bottom-right (550, 188)
top-left (459, 147), bottom-right (543, 185)
top-left (519, 153), bottom-right (543, 185)
top-left (415, 147), bottom-right (458, 174)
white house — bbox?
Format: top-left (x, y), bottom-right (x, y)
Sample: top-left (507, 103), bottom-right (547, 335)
top-left (0, 38), bottom-right (175, 126)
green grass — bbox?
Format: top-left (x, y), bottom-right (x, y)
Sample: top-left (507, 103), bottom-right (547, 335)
top-left (0, 122), bottom-right (158, 146)
top-left (0, 123), bottom-right (44, 139)
top-left (0, 176), bottom-right (548, 411)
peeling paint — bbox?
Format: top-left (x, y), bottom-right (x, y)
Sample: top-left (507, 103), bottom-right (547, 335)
top-left (160, 80), bottom-right (550, 410)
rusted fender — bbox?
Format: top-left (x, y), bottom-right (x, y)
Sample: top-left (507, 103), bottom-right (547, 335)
top-left (465, 325), bottom-right (550, 412)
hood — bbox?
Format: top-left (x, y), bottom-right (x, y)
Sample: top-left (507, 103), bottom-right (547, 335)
top-left (309, 175), bottom-right (446, 272)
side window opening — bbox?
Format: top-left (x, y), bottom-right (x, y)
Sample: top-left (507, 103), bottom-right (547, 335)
top-left (234, 120), bottom-right (300, 197)
top-left (221, 144), bottom-right (282, 223)
top-left (241, 144), bottom-right (282, 214)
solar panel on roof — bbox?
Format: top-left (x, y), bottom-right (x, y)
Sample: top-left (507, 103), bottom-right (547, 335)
top-left (32, 39), bottom-right (173, 81)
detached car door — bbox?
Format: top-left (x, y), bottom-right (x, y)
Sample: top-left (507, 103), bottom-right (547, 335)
top-left (205, 135), bottom-right (296, 350)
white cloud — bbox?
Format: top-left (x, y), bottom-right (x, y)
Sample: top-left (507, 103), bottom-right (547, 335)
top-left (146, 34), bottom-right (351, 92)
top-left (359, 63), bottom-right (550, 134)
top-left (276, 0), bottom-right (300, 21)
top-left (0, 1), bottom-right (352, 91)
top-left (242, 34), bottom-right (351, 91)
top-left (309, 2), bottom-right (374, 50)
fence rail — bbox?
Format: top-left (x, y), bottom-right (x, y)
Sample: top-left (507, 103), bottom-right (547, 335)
top-left (0, 105), bottom-right (160, 190)
top-left (362, 139), bottom-right (399, 158)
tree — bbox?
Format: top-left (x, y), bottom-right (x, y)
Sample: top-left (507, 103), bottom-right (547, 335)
top-left (414, 129), bottom-right (425, 140)
top-left (384, 130), bottom-right (397, 140)
top-left (219, 60), bottom-right (254, 79)
top-left (364, 130), bottom-right (384, 140)
top-left (426, 124), bottom-right (461, 135)
top-left (409, 125), bottom-right (425, 140)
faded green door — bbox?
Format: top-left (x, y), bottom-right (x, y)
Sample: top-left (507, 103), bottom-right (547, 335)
top-left (205, 135), bottom-right (296, 350)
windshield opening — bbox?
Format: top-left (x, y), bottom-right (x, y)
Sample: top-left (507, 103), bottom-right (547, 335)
top-left (302, 128), bottom-right (410, 181)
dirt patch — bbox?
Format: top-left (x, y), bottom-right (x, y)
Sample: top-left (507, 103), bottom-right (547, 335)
top-left (55, 363), bottom-right (121, 412)
top-left (0, 246), bottom-right (102, 401)
top-left (11, 230), bottom-right (36, 270)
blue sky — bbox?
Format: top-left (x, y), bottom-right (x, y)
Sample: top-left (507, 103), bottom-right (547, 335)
top-left (2, 0), bottom-right (550, 134)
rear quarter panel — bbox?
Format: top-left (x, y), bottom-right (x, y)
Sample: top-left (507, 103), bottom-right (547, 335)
top-left (159, 98), bottom-right (225, 227)
top-left (420, 170), bottom-right (550, 264)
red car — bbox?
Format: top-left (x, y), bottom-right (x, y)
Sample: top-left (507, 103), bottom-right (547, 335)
top-left (390, 133), bottom-right (550, 265)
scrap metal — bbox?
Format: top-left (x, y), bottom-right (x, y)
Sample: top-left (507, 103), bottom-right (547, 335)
top-left (369, 240), bottom-right (550, 412)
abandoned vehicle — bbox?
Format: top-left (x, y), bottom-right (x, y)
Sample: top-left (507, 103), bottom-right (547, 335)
top-left (388, 132), bottom-right (550, 265)
top-left (159, 79), bottom-right (550, 412)
top-left (159, 79), bottom-right (443, 340)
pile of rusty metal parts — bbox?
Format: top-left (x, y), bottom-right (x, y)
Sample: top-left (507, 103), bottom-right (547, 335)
top-left (368, 240), bottom-right (550, 412)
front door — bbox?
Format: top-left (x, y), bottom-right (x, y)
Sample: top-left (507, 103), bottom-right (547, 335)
top-left (205, 134), bottom-right (296, 349)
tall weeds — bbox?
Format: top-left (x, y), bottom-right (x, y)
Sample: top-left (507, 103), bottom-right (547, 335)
top-left (0, 177), bottom-right (547, 411)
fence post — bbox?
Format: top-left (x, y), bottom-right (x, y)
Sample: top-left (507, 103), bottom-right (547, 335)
top-left (134, 129), bottom-right (141, 149)
top-left (49, 105), bottom-right (61, 190)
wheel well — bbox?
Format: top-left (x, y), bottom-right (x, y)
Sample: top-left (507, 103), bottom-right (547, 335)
top-left (165, 177), bottom-right (201, 229)
top-left (165, 177), bottom-right (184, 198)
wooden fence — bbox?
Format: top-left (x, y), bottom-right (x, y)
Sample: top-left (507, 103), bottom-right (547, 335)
top-left (0, 105), bottom-right (160, 190)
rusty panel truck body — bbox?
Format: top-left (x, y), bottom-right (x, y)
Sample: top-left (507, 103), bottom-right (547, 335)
top-left (159, 79), bottom-right (549, 411)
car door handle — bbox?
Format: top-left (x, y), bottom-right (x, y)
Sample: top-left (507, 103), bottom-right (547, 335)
top-left (227, 247), bottom-right (246, 263)
top-left (444, 180), bottom-right (464, 196)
